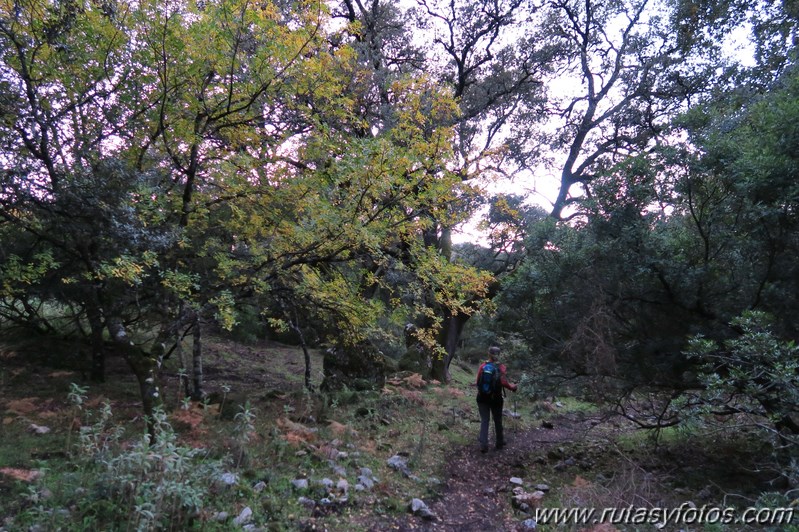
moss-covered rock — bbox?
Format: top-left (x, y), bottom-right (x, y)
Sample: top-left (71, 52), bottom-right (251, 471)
top-left (398, 345), bottom-right (431, 375)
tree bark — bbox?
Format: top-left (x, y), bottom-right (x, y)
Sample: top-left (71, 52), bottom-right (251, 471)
top-left (175, 322), bottom-right (190, 400)
top-left (429, 277), bottom-right (500, 382)
top-left (191, 316), bottom-right (205, 400)
top-left (107, 318), bottom-right (162, 442)
top-left (86, 299), bottom-right (105, 382)
top-left (430, 311), bottom-right (470, 383)
top-left (290, 322), bottom-right (313, 391)
top-left (129, 352), bottom-right (162, 443)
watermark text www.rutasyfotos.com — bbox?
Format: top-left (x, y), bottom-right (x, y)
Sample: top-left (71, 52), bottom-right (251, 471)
top-left (533, 503), bottom-right (795, 528)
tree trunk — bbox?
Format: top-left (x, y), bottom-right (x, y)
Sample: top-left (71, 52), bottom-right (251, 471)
top-left (429, 277), bottom-right (501, 382)
top-left (86, 300), bottom-right (105, 383)
top-left (430, 311), bottom-right (470, 383)
top-left (191, 316), bottom-right (205, 400)
top-left (175, 323), bottom-right (190, 400)
top-left (291, 322), bottom-right (313, 390)
top-left (130, 353), bottom-right (162, 443)
top-left (107, 319), bottom-right (162, 442)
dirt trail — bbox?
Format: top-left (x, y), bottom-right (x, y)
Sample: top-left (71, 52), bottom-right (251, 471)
top-left (363, 413), bottom-right (604, 531)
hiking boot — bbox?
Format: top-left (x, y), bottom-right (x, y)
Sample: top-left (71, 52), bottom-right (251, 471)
top-left (496, 441), bottom-right (506, 449)
top-left (480, 445), bottom-right (488, 453)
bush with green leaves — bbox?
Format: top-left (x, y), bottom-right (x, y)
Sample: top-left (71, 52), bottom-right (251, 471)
top-left (102, 408), bottom-right (222, 530)
top-left (686, 311), bottom-right (799, 454)
top-left (16, 392), bottom-right (226, 531)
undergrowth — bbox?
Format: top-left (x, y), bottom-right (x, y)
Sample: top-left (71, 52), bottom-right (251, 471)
top-left (4, 337), bottom-right (798, 531)
top-left (2, 357), bottom-right (482, 531)
top-left (10, 390), bottom-right (225, 531)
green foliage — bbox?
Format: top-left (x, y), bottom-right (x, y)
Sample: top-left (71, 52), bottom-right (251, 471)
top-left (493, 59), bottom-right (799, 405)
top-left (233, 402), bottom-right (257, 468)
top-left (14, 397), bottom-right (224, 531)
top-left (0, 252), bottom-right (59, 298)
top-left (686, 311), bottom-right (799, 448)
top-left (0, 0), bottom-right (496, 420)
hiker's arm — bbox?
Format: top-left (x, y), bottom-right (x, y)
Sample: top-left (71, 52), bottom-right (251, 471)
top-left (500, 367), bottom-right (518, 392)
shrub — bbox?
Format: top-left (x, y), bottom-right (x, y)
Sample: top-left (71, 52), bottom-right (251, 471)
top-left (17, 394), bottom-right (225, 531)
top-left (686, 311), bottom-right (799, 474)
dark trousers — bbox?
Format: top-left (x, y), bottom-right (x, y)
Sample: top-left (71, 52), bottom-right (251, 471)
top-left (477, 399), bottom-right (504, 449)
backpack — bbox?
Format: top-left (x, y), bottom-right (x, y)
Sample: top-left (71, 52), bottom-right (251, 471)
top-left (478, 361), bottom-right (500, 396)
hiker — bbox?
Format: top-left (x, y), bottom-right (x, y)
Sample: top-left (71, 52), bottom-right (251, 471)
top-left (475, 346), bottom-right (518, 452)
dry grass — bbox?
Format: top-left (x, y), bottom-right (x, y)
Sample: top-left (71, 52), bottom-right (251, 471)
top-left (559, 461), bottom-right (672, 510)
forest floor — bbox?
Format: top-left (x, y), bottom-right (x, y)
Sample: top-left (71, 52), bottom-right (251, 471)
top-left (360, 409), bottom-right (610, 531)
top-left (0, 334), bottom-right (788, 531)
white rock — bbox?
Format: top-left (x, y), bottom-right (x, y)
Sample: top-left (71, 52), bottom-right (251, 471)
top-left (409, 498), bottom-right (436, 520)
top-left (218, 473), bottom-right (238, 486)
top-left (298, 496), bottom-right (316, 509)
top-left (410, 498), bottom-right (427, 513)
top-left (232, 506), bottom-right (252, 526)
top-left (291, 478), bottom-right (309, 490)
top-left (357, 475), bottom-right (374, 489)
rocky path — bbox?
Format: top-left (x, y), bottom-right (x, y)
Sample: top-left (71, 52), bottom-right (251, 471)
top-left (363, 411), bottom-right (605, 531)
